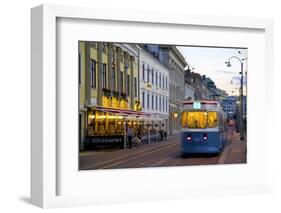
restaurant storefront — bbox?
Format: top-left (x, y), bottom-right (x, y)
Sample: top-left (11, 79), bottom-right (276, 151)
top-left (84, 106), bottom-right (168, 150)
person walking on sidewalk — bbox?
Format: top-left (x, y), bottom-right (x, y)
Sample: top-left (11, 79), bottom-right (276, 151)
top-left (127, 126), bottom-right (134, 149)
top-left (135, 126), bottom-right (142, 148)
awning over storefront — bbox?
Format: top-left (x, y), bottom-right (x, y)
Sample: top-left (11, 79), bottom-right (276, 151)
top-left (88, 106), bottom-right (154, 119)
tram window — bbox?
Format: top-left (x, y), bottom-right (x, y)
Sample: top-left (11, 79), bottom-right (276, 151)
top-left (181, 111), bottom-right (218, 128)
top-left (187, 112), bottom-right (208, 129)
top-left (208, 111), bottom-right (218, 128)
top-left (182, 112), bottom-right (188, 128)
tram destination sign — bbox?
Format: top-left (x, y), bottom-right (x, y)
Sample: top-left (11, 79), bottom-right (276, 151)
top-left (193, 101), bottom-right (201, 109)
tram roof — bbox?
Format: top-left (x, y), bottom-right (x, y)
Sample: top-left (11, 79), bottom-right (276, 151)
top-left (183, 100), bottom-right (219, 105)
top-left (182, 100), bottom-right (224, 113)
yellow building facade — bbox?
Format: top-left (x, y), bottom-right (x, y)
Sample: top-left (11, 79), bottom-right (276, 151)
top-left (79, 41), bottom-right (140, 150)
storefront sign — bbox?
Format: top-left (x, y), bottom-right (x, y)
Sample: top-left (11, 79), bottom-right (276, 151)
top-left (91, 136), bottom-right (123, 144)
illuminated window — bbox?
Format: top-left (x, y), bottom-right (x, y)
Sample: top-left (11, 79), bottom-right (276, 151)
top-left (208, 111), bottom-right (218, 128)
top-left (181, 111), bottom-right (218, 128)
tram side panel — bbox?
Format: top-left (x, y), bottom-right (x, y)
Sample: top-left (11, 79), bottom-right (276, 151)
top-left (181, 128), bottom-right (222, 154)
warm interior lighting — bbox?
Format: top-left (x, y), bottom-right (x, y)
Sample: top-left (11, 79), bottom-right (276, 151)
top-left (98, 115), bottom-right (106, 119)
top-left (88, 115), bottom-right (95, 119)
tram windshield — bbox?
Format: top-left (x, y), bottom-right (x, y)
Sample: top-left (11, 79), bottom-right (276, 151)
top-left (182, 111), bottom-right (218, 128)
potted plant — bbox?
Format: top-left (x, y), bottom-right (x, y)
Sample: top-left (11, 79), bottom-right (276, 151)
top-left (102, 88), bottom-right (111, 97)
top-left (112, 90), bottom-right (120, 98)
top-left (120, 92), bottom-right (127, 101)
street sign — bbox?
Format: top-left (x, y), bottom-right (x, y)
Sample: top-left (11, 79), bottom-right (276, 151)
top-left (193, 101), bottom-right (201, 109)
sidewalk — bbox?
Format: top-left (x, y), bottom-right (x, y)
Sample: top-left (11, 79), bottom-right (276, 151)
top-left (218, 131), bottom-right (247, 164)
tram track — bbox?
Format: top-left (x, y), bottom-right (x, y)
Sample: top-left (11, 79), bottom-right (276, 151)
top-left (80, 135), bottom-right (180, 170)
top-left (99, 142), bottom-right (179, 169)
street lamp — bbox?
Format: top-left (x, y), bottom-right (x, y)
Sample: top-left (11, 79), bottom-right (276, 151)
top-left (225, 56), bottom-right (247, 141)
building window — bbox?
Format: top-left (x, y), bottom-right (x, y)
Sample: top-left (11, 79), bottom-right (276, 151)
top-left (102, 43), bottom-right (107, 53)
top-left (120, 71), bottom-right (123, 92)
top-left (90, 59), bottom-right (96, 88)
top-left (102, 63), bottom-right (107, 88)
top-left (127, 74), bottom-right (130, 96)
top-left (165, 76), bottom-right (168, 90)
top-left (155, 72), bottom-right (158, 87)
top-left (111, 59), bottom-right (116, 90)
top-left (79, 53), bottom-right (82, 85)
top-left (156, 96), bottom-right (158, 110)
top-left (142, 63), bottom-right (145, 81)
top-left (147, 93), bottom-right (150, 109)
top-left (151, 68), bottom-right (154, 84)
top-left (142, 92), bottom-right (145, 109)
top-left (163, 97), bottom-right (165, 112)
top-left (147, 65), bottom-right (150, 82)
top-left (159, 74), bottom-right (161, 88)
top-left (159, 96), bottom-right (162, 111)
top-left (152, 94), bottom-right (154, 110)
top-left (134, 77), bottom-right (137, 97)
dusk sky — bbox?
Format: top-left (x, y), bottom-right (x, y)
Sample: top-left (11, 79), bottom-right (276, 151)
top-left (177, 46), bottom-right (247, 96)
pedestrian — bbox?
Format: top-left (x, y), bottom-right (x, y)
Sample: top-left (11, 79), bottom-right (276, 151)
top-left (135, 126), bottom-right (142, 148)
top-left (127, 125), bottom-right (134, 148)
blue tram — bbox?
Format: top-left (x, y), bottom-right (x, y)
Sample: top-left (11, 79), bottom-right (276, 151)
top-left (181, 100), bottom-right (227, 155)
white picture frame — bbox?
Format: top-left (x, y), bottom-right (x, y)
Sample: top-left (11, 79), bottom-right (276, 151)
top-left (31, 4), bottom-right (274, 208)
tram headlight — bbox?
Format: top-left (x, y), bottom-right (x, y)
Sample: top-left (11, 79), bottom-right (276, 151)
top-left (187, 134), bottom-right (192, 141)
top-left (203, 133), bottom-right (208, 141)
